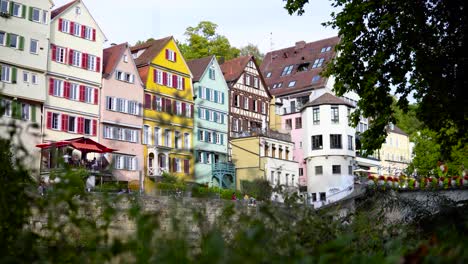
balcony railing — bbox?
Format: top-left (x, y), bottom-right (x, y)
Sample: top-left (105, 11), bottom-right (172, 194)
top-left (231, 128), bottom-right (291, 142)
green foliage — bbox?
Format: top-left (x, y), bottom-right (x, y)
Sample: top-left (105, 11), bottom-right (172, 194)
top-left (285, 0), bottom-right (467, 159)
top-left (134, 37), bottom-right (155, 46)
top-left (239, 43), bottom-right (264, 64)
top-left (179, 21), bottom-right (240, 61)
top-left (411, 129), bottom-right (441, 176)
top-left (240, 179), bottom-right (273, 201)
top-left (392, 102), bottom-right (423, 138)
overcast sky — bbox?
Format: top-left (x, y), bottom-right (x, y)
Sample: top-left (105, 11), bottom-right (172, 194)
top-left (53, 0), bottom-right (337, 53)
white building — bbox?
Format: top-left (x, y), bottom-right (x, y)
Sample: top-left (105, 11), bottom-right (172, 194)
top-left (301, 93), bottom-right (356, 208)
top-left (0, 0), bottom-right (54, 172)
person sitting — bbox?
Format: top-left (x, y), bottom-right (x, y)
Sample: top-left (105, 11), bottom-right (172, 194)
top-left (91, 157), bottom-right (98, 170)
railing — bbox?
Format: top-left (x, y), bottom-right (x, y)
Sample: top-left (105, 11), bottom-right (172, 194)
top-left (231, 128), bottom-right (291, 141)
top-left (212, 162), bottom-right (236, 173)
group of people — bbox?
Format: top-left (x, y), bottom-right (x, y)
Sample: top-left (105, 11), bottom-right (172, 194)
top-left (63, 153), bottom-right (99, 170)
top-left (231, 193), bottom-right (257, 206)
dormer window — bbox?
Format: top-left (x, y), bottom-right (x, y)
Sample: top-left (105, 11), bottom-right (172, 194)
top-left (312, 58), bottom-right (325, 68)
top-left (321, 46), bottom-right (331, 53)
top-left (281, 65), bottom-right (294, 76)
top-left (208, 68), bottom-right (215, 80)
top-left (75, 6), bottom-right (81, 15)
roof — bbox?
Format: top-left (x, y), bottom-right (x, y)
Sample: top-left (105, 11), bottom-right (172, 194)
top-left (187, 56), bottom-right (214, 82)
top-left (51, 0), bottom-right (78, 19)
top-left (301, 92), bottom-right (355, 110)
top-left (102, 43), bottom-right (127, 77)
top-left (36, 137), bottom-right (117, 153)
top-left (261, 36), bottom-right (340, 97)
top-left (130, 36), bottom-right (173, 66)
top-left (220, 55), bottom-right (251, 82)
top-left (137, 66), bottom-right (149, 84)
top-left (388, 125), bottom-right (408, 136)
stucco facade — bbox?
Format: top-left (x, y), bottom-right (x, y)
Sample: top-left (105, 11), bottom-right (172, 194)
top-left (0, 0), bottom-right (53, 173)
top-left (188, 56), bottom-right (230, 186)
top-left (100, 43), bottom-right (144, 182)
top-left (280, 112), bottom-right (306, 186)
top-left (372, 125), bottom-right (411, 176)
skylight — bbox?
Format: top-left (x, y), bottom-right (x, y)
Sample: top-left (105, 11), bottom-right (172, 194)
top-left (266, 72), bottom-right (272, 78)
top-left (312, 75), bottom-right (320, 83)
top-left (288, 81), bottom-right (296, 87)
top-left (321, 46), bottom-right (332, 53)
top-left (280, 65), bottom-right (294, 76)
top-left (312, 58), bottom-right (325, 68)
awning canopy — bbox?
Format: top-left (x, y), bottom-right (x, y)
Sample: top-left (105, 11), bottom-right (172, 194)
top-left (36, 137), bottom-right (117, 153)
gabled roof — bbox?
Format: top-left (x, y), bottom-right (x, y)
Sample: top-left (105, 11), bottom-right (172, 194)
top-left (388, 125), bottom-right (408, 136)
top-left (51, 0), bottom-right (78, 19)
top-left (301, 92), bottom-right (355, 110)
top-left (130, 36), bottom-right (173, 67)
top-left (220, 55), bottom-right (251, 82)
top-left (102, 43), bottom-right (127, 77)
top-left (261, 36), bottom-right (340, 97)
top-left (187, 56), bottom-right (214, 82)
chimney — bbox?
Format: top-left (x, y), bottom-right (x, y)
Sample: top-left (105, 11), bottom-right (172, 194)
top-left (110, 43), bottom-right (117, 46)
top-left (295, 41), bottom-right (306, 50)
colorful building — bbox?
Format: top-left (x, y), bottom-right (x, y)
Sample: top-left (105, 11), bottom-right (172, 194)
top-left (43, 0), bottom-right (106, 149)
top-left (187, 56), bottom-right (234, 188)
top-left (100, 43), bottom-right (144, 182)
top-left (0, 0), bottom-right (53, 173)
top-left (131, 36), bottom-right (194, 182)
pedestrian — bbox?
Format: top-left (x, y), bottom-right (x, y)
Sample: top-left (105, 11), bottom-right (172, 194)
top-left (231, 192), bottom-right (237, 201)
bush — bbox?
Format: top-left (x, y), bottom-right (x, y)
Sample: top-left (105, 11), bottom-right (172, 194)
top-left (240, 179), bottom-right (272, 201)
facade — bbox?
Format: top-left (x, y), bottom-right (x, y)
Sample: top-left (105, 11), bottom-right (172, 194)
top-left (280, 112), bottom-right (306, 186)
top-left (43, 0), bottom-right (106, 150)
top-left (0, 0), bottom-right (53, 172)
top-left (100, 43), bottom-right (144, 182)
top-left (230, 134), bottom-right (298, 192)
top-left (301, 93), bottom-right (356, 208)
top-left (220, 56), bottom-right (271, 137)
top-left (131, 36), bottom-right (194, 181)
top-left (187, 56), bottom-right (233, 188)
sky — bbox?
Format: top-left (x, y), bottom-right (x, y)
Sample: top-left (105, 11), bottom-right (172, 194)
top-left (53, 0), bottom-right (338, 53)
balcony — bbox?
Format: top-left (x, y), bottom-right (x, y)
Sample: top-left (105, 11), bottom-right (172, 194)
top-left (212, 162), bottom-right (236, 189)
top-left (231, 128), bottom-right (291, 142)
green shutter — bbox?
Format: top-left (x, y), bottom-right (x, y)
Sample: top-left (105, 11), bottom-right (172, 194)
top-left (12, 101), bottom-right (20, 119)
top-left (28, 6), bottom-right (32, 21)
top-left (21, 5), bottom-right (26, 18)
top-left (11, 67), bottom-right (17, 83)
top-left (6, 33), bottom-right (10, 46)
top-left (9, 1), bottom-right (13, 15)
top-left (31, 104), bottom-right (36, 122)
top-left (18, 36), bottom-right (24, 50)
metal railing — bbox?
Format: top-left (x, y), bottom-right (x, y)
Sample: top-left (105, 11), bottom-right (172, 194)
top-left (231, 128), bottom-right (291, 141)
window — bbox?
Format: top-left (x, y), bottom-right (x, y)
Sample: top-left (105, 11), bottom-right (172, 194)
top-left (1, 99), bottom-right (12, 117)
top-left (348, 135), bottom-right (353, 150)
top-left (331, 106), bottom-right (339, 123)
top-left (113, 155), bottom-right (137, 171)
top-left (70, 83), bottom-right (79, 100)
top-left (208, 68), bottom-right (215, 80)
top-left (312, 58), bottom-right (325, 68)
top-left (313, 107), bottom-right (320, 125)
top-left (175, 158), bottom-right (181, 172)
top-left (184, 133), bottom-right (190, 150)
top-left (319, 192), bottom-right (326, 201)
top-left (8, 33), bottom-right (18, 48)
top-left (176, 76), bottom-right (183, 90)
top-left (73, 23), bottom-right (81, 37)
top-left (84, 27), bottom-right (92, 40)
top-left (53, 79), bottom-right (63, 96)
top-left (312, 193), bottom-right (317, 202)
top-left (175, 131), bottom-right (181, 149)
top-left (143, 125), bottom-right (149, 144)
top-left (245, 74), bottom-right (251, 86)
top-left (31, 74), bottom-right (38, 84)
top-left (281, 65), bottom-right (294, 76)
top-left (56, 46), bottom-right (66, 63)
top-left (348, 166), bottom-right (353, 175)
top-left (0, 0), bottom-right (9, 13)
top-left (285, 119), bottom-right (292, 129)
top-left (30, 39), bottom-right (38, 54)
top-left (288, 81), bottom-right (296, 87)
top-left (123, 55), bottom-right (128, 63)
top-left (164, 129), bottom-right (171, 147)
top-left (0, 32), bottom-right (5, 46)
top-left (166, 49), bottom-right (176, 61)
top-left (299, 168), bottom-right (303, 176)
top-left (61, 19), bottom-right (70, 33)
top-left (266, 72), bottom-right (271, 78)
top-left (42, 10), bottom-right (47, 24)
top-left (23, 71), bottom-right (29, 83)
top-left (330, 134), bottom-right (342, 149)
top-left (11, 2), bottom-right (21, 17)
top-left (285, 174), bottom-right (289, 186)
top-left (166, 73), bottom-right (172, 87)
top-left (253, 100), bottom-right (258, 112)
top-left (244, 97), bottom-right (249, 110)
top-left (68, 116), bottom-right (76, 132)
top-left (332, 165), bottom-right (341, 174)
top-left (75, 6), bottom-right (81, 14)
top-left (87, 55), bottom-right (97, 71)
top-left (20, 103), bottom-right (29, 120)
top-left (84, 87), bottom-right (93, 103)
top-left (31, 8), bottom-right (40, 22)
top-left (253, 77), bottom-right (259, 88)
top-left (321, 46), bottom-right (332, 53)
top-left (155, 97), bottom-right (162, 111)
top-left (312, 75), bottom-right (320, 83)
top-left (295, 117), bottom-right (302, 129)
top-left (315, 166), bottom-right (323, 175)
top-left (175, 101), bottom-right (182, 115)
top-left (84, 119), bottom-right (91, 135)
top-left (72, 50), bottom-right (82, 67)
top-left (1, 64), bottom-right (11, 82)
top-left (312, 135), bottom-right (323, 150)
top-left (51, 113), bottom-right (60, 130)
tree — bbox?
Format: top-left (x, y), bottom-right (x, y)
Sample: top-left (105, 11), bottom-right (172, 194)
top-left (239, 43), bottom-right (264, 64)
top-left (284, 0), bottom-right (467, 159)
top-left (392, 102), bottom-right (423, 139)
top-left (179, 21), bottom-right (240, 61)
top-left (410, 129), bottom-right (441, 176)
top-left (134, 38), bottom-right (155, 46)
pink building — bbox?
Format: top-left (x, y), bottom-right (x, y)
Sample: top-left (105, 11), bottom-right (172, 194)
top-left (100, 43), bottom-right (144, 181)
top-left (281, 112), bottom-right (306, 186)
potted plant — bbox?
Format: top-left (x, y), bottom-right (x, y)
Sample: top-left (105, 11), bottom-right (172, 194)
top-left (367, 175), bottom-right (376, 187)
top-left (420, 177), bottom-right (426, 189)
top-left (378, 175), bottom-right (386, 186)
top-left (408, 178), bottom-right (415, 190)
top-left (464, 175), bottom-right (468, 186)
top-left (439, 177), bottom-right (445, 187)
top-left (386, 177), bottom-right (393, 188)
top-left (451, 176), bottom-right (458, 188)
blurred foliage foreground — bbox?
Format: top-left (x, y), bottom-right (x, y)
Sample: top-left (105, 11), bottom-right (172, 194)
top-left (1, 137), bottom-right (467, 264)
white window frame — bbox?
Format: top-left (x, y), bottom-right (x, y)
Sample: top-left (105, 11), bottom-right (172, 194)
top-left (17, 103), bottom-right (27, 121)
top-left (0, 0), bottom-right (10, 14)
top-left (84, 26), bottom-right (92, 40)
top-left (166, 73), bottom-right (172, 87)
top-left (1, 99), bottom-right (12, 117)
top-left (8, 33), bottom-right (19, 49)
top-left (84, 87), bottom-right (93, 103)
top-left (87, 55), bottom-right (97, 71)
top-left (72, 50), bottom-right (82, 67)
top-left (175, 158), bottom-right (181, 172)
top-left (11, 2), bottom-right (21, 17)
top-left (70, 83), bottom-right (79, 101)
top-left (176, 75), bottom-right (183, 90)
top-left (53, 79), bottom-right (63, 97)
top-left (61, 19), bottom-right (70, 33)
top-left (184, 133), bottom-right (190, 150)
top-left (73, 22), bottom-right (81, 37)
top-left (244, 97), bottom-right (249, 110)
top-left (31, 7), bottom-right (40, 23)
top-left (23, 71), bottom-right (29, 83)
top-left (0, 31), bottom-right (6, 46)
top-left (68, 115), bottom-right (76, 132)
top-left (41, 10), bottom-right (48, 24)
top-left (51, 113), bottom-right (60, 130)
top-left (31, 73), bottom-right (38, 85)
top-left (123, 55), bottom-right (128, 63)
top-left (1, 64), bottom-right (11, 82)
top-left (30, 39), bottom-right (38, 54)
top-left (56, 46), bottom-right (66, 63)
top-left (167, 49), bottom-right (176, 61)
top-left (175, 101), bottom-right (182, 115)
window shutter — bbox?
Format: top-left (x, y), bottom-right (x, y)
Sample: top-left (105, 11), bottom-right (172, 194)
top-left (92, 29), bottom-right (96, 41)
top-left (153, 69), bottom-right (157, 83)
top-left (214, 91), bottom-right (218, 103)
top-left (19, 36), bottom-right (24, 50)
top-left (31, 105), bottom-right (36, 123)
top-left (92, 120), bottom-right (97, 136)
top-left (58, 18), bottom-right (63, 31)
top-left (11, 101), bottom-right (20, 119)
top-left (46, 112), bottom-right (52, 129)
top-left (61, 114), bottom-right (68, 131)
top-left (82, 53), bottom-right (88, 69)
top-left (70, 22), bottom-right (75, 34)
top-left (172, 75), bottom-right (177, 88)
top-left (48, 78), bottom-right (54, 95)
top-left (96, 57), bottom-right (101, 72)
top-left (167, 99), bottom-right (172, 114)
top-left (11, 67), bottom-right (17, 83)
top-left (182, 77), bottom-right (185, 90)
top-left (174, 52), bottom-right (177, 62)
top-left (172, 101), bottom-right (177, 114)
top-left (165, 49), bottom-right (169, 59)
top-left (182, 103), bottom-right (186, 116)
top-left (162, 72), bottom-right (167, 86)
top-left (94, 89), bottom-right (98, 104)
top-left (81, 25), bottom-right (86, 38)
top-left (68, 49), bottom-right (73, 65)
top-left (79, 85), bottom-right (85, 102)
top-left (190, 105), bottom-right (194, 118)
top-left (5, 33), bottom-right (10, 47)
top-left (161, 97), bottom-right (166, 110)
top-left (221, 134), bottom-right (224, 145)
top-left (151, 95), bottom-right (156, 110)
top-left (21, 5), bottom-right (26, 18)
top-left (221, 92), bottom-right (225, 104)
top-left (144, 94), bottom-right (151, 108)
top-left (51, 44), bottom-right (57, 61)
top-left (28, 6), bottom-right (33, 21)
top-left (184, 159), bottom-right (189, 174)
top-left (77, 117), bottom-right (84, 134)
top-left (64, 82), bottom-right (70, 98)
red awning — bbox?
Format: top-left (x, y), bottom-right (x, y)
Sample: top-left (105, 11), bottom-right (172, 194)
top-left (70, 142), bottom-right (102, 152)
top-left (36, 137), bottom-right (117, 153)
top-left (36, 141), bottom-right (71, 149)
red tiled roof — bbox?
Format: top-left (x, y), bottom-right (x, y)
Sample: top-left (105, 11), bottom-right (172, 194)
top-left (51, 0), bottom-right (79, 19)
top-left (261, 36), bottom-right (340, 97)
top-left (130, 36), bottom-right (172, 67)
top-left (102, 43), bottom-right (128, 77)
top-left (302, 92), bottom-right (355, 109)
top-left (187, 56), bottom-right (213, 82)
top-left (137, 66), bottom-right (149, 84)
top-left (220, 55), bottom-right (252, 82)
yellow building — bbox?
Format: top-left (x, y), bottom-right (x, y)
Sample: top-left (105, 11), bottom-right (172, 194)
top-left (131, 37), bottom-right (194, 182)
